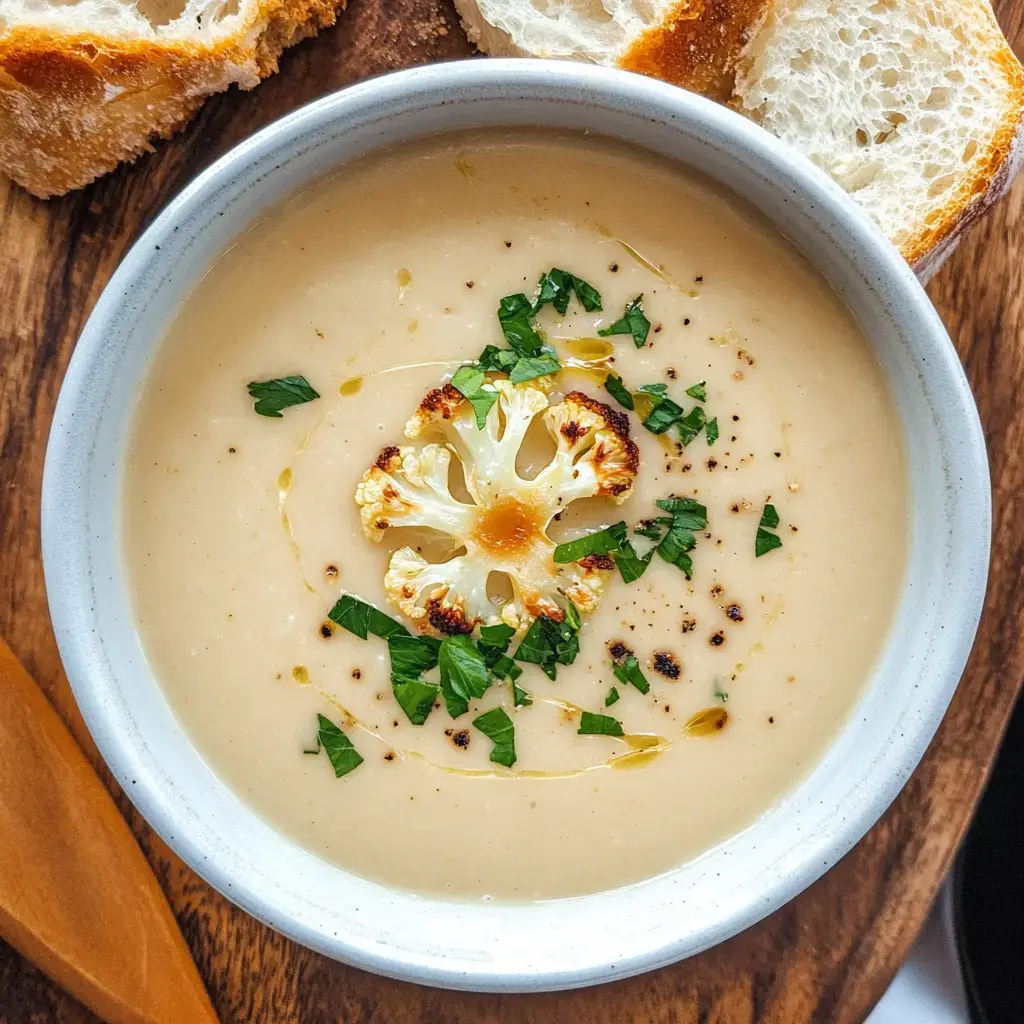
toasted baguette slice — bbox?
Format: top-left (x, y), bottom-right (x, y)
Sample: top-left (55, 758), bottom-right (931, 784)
top-left (0, 0), bottom-right (343, 198)
top-left (455, 0), bottom-right (1024, 274)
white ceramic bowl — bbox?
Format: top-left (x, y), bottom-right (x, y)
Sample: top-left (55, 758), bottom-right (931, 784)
top-left (42, 59), bottom-right (989, 992)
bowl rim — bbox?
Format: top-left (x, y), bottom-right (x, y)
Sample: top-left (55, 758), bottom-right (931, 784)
top-left (41, 58), bottom-right (990, 992)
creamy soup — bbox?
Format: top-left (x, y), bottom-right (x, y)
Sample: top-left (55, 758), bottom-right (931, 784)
top-left (125, 129), bottom-right (907, 900)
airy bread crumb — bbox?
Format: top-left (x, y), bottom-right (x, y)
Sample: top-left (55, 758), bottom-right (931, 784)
top-left (454, 0), bottom-right (1024, 274)
top-left (0, 0), bottom-right (344, 197)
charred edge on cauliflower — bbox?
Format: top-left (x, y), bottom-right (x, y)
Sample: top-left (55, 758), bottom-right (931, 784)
top-left (419, 383), bottom-right (465, 421)
top-left (375, 445), bottom-right (402, 471)
top-left (562, 391), bottom-right (639, 496)
top-left (426, 597), bottom-right (475, 635)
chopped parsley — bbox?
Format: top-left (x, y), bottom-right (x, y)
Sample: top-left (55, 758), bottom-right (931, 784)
top-left (642, 395), bottom-right (685, 434)
top-left (613, 653), bottom-right (650, 694)
top-left (533, 268), bottom-right (603, 315)
top-left (509, 352), bottom-right (560, 383)
top-left (392, 680), bottom-right (440, 725)
top-left (578, 711), bottom-right (625, 737)
top-left (512, 682), bottom-right (533, 707)
top-left (552, 522), bottom-right (627, 563)
top-left (247, 376), bottom-right (320, 417)
top-left (477, 622), bottom-right (524, 688)
top-left (514, 605), bottom-right (580, 680)
top-left (476, 290), bottom-right (562, 383)
top-left (605, 686), bottom-right (621, 707)
top-left (756, 503), bottom-right (783, 557)
top-left (479, 623), bottom-right (516, 648)
top-left (329, 595), bottom-right (409, 640)
top-left (497, 293), bottom-right (545, 354)
top-left (706, 416), bottom-right (719, 446)
top-left (450, 365), bottom-right (498, 429)
top-left (603, 373), bottom-right (635, 411)
top-left (439, 635), bottom-right (492, 717)
top-left (612, 539), bottom-right (654, 584)
top-left (714, 681), bottom-right (730, 703)
top-left (472, 706), bottom-right (517, 767)
top-left (629, 497), bottom-right (709, 580)
top-left (674, 405), bottom-right (707, 446)
top-left (387, 633), bottom-right (441, 683)
top-left (598, 295), bottom-right (650, 348)
top-left (685, 381), bottom-right (707, 402)
top-left (315, 714), bottom-right (363, 778)
top-left (477, 345), bottom-right (519, 374)
top-left (656, 496), bottom-right (708, 530)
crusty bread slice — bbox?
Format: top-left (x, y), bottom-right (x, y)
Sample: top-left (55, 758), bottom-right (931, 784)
top-left (455, 0), bottom-right (1024, 274)
top-left (0, 0), bottom-right (343, 198)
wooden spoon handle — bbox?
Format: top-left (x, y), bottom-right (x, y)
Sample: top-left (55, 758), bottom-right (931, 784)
top-left (0, 638), bottom-right (219, 1024)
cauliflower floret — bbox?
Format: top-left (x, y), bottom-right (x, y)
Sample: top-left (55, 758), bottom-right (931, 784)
top-left (354, 443), bottom-right (475, 541)
top-left (356, 381), bottom-right (639, 635)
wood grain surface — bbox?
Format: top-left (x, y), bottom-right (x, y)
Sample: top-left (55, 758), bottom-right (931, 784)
top-left (1, 0), bottom-right (1022, 1020)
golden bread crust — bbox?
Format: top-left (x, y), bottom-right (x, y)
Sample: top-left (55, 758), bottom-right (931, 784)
top-left (618, 0), bottom-right (1024, 272)
top-left (902, 29), bottom-right (1024, 271)
top-left (0, 0), bottom-right (342, 198)
top-left (619, 0), bottom-right (769, 103)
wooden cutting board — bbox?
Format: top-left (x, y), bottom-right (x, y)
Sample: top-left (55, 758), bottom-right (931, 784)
top-left (1, 0), bottom-right (1022, 1019)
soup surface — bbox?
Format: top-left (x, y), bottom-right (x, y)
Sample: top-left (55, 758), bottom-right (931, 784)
top-left (125, 129), bottom-right (907, 900)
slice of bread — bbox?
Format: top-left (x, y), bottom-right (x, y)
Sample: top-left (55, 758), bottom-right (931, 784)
top-left (455, 0), bottom-right (1024, 274)
top-left (0, 0), bottom-right (343, 198)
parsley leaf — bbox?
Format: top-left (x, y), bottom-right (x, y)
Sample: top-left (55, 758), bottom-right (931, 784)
top-left (392, 680), bottom-right (440, 725)
top-left (514, 612), bottom-right (580, 680)
top-left (657, 523), bottom-right (698, 578)
top-left (706, 417), bottom-right (719, 446)
top-left (570, 276), bottom-right (603, 313)
top-left (612, 539), bottom-right (654, 584)
top-left (637, 383), bottom-right (668, 398)
top-left (509, 351), bottom-right (560, 383)
top-left (439, 635), bottom-right (492, 703)
top-left (387, 633), bottom-right (441, 683)
top-left (552, 522), bottom-right (627, 563)
top-left (534, 269), bottom-right (603, 315)
top-left (477, 345), bottom-right (519, 373)
top-left (642, 396), bottom-right (685, 434)
top-left (634, 517), bottom-right (672, 540)
top-left (439, 681), bottom-right (469, 720)
top-left (512, 681), bottom-right (533, 707)
top-left (685, 381), bottom-right (707, 402)
top-left (599, 295), bottom-right (650, 347)
top-left (675, 405), bottom-right (707, 446)
top-left (613, 653), bottom-right (650, 694)
top-left (329, 595), bottom-right (409, 640)
top-left (472, 707), bottom-right (517, 767)
top-left (247, 376), bottom-right (320, 417)
top-left (450, 365), bottom-right (498, 429)
top-left (498, 293), bottom-right (544, 355)
top-left (578, 711), bottom-right (624, 737)
top-left (714, 681), bottom-right (729, 703)
top-left (316, 714), bottom-right (364, 778)
top-left (655, 497), bottom-right (708, 531)
top-left (604, 373), bottom-right (635, 411)
top-left (564, 597), bottom-right (581, 631)
top-left (756, 503), bottom-right (783, 557)
top-left (479, 623), bottom-right (516, 649)
top-left (756, 527), bottom-right (783, 557)
top-left (605, 686), bottom-right (620, 707)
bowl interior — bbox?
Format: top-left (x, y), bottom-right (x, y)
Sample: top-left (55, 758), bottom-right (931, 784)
top-left (41, 59), bottom-right (989, 991)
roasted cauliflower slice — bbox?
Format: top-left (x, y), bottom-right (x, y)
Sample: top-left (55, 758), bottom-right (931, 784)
top-left (356, 379), bottom-right (639, 635)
